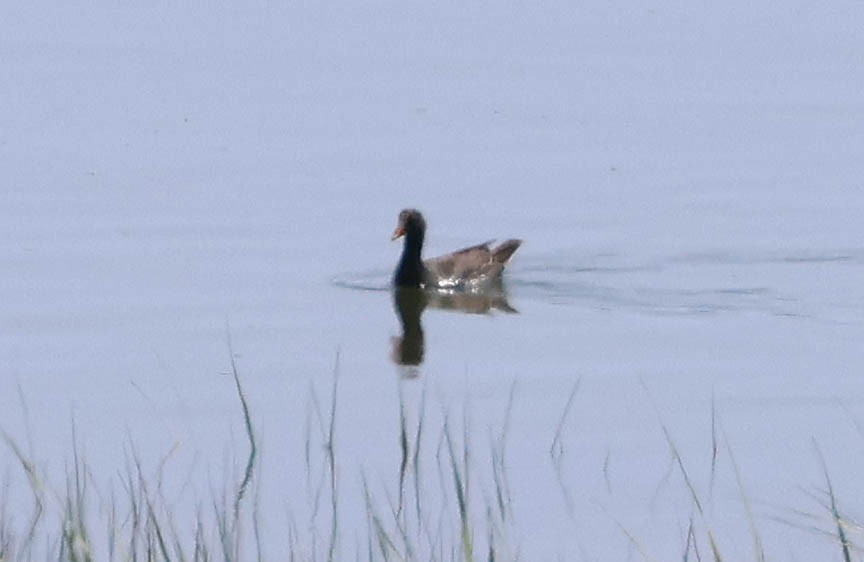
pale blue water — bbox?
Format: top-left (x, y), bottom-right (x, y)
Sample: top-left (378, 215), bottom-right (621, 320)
top-left (2, 2), bottom-right (864, 560)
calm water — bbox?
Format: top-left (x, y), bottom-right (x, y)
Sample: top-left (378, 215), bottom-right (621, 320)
top-left (2, 2), bottom-right (864, 560)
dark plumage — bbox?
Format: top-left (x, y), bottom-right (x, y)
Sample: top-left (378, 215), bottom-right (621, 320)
top-left (391, 209), bottom-right (521, 290)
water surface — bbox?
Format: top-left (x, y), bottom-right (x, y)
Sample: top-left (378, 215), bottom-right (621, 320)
top-left (2, 2), bottom-right (864, 560)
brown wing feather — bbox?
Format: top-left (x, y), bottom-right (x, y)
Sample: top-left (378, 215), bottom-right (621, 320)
top-left (423, 241), bottom-right (491, 279)
top-left (423, 239), bottom-right (521, 286)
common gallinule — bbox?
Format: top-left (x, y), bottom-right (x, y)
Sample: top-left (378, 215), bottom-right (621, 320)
top-left (391, 209), bottom-right (521, 290)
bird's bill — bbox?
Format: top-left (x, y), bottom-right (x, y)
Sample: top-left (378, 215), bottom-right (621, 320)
top-left (391, 226), bottom-right (406, 241)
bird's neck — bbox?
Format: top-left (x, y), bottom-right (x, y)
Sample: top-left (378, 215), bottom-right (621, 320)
top-left (402, 229), bottom-right (423, 262)
top-left (395, 230), bottom-right (425, 287)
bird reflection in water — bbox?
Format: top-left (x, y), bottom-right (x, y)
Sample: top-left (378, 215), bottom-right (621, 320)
top-left (390, 284), bottom-right (517, 376)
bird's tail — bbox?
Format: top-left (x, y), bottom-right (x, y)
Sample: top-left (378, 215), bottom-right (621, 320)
top-left (492, 239), bottom-right (522, 264)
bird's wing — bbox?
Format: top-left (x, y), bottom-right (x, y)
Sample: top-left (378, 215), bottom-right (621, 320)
top-left (423, 241), bottom-right (499, 283)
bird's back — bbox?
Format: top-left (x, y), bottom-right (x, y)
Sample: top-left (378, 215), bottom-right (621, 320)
top-left (424, 239), bottom-right (522, 289)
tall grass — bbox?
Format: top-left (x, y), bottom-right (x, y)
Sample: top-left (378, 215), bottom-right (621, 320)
top-left (1, 359), bottom-right (863, 561)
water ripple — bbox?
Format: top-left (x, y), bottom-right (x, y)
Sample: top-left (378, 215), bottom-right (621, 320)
top-left (332, 269), bottom-right (390, 292)
top-left (506, 247), bottom-right (863, 319)
top-left (335, 247), bottom-right (863, 321)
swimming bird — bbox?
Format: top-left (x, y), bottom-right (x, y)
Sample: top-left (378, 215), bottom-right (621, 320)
top-left (391, 209), bottom-right (521, 290)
